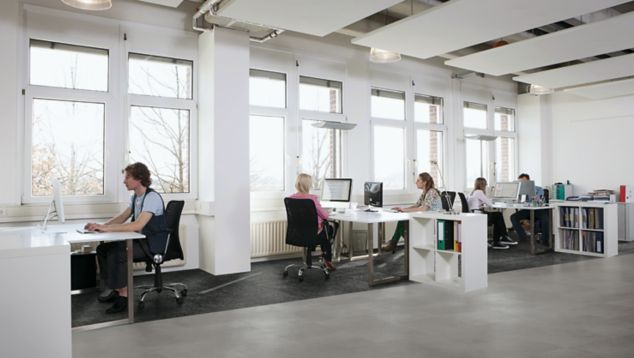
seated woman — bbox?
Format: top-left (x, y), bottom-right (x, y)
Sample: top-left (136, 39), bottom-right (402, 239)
top-left (467, 177), bottom-right (516, 250)
top-left (287, 173), bottom-right (337, 271)
top-left (382, 172), bottom-right (442, 252)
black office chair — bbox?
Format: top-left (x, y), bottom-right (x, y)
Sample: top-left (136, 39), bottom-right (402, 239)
top-left (136, 200), bottom-right (187, 309)
top-left (458, 192), bottom-right (470, 213)
top-left (282, 198), bottom-right (332, 282)
top-left (441, 191), bottom-right (456, 211)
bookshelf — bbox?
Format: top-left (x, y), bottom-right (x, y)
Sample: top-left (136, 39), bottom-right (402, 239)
top-left (408, 212), bottom-right (487, 292)
top-left (552, 202), bottom-right (618, 257)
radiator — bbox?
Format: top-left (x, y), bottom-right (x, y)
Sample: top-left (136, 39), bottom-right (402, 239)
top-left (250, 220), bottom-right (301, 258)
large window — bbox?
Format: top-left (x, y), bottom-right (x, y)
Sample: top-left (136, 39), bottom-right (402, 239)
top-left (250, 115), bottom-right (285, 191)
top-left (299, 76), bottom-right (342, 113)
top-left (494, 107), bottom-right (516, 182)
top-left (28, 40), bottom-right (108, 198)
top-left (463, 101), bottom-right (487, 129)
top-left (371, 88), bottom-right (405, 120)
top-left (414, 94), bottom-right (445, 187)
top-left (128, 53), bottom-right (194, 193)
top-left (465, 138), bottom-right (489, 188)
top-left (302, 120), bottom-right (341, 189)
top-left (250, 69), bottom-right (286, 108)
top-left (373, 125), bottom-right (405, 190)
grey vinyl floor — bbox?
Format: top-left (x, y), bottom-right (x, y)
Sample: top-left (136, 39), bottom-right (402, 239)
top-left (73, 252), bottom-right (634, 358)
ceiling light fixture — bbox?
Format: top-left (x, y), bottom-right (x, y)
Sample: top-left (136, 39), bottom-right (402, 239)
top-left (529, 84), bottom-right (555, 96)
top-left (369, 47), bottom-right (402, 63)
top-left (60, 0), bottom-right (112, 11)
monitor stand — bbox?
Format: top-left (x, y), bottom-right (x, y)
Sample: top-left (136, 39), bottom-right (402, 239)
top-left (364, 205), bottom-right (379, 212)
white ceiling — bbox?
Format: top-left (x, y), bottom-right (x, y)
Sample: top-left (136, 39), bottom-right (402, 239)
top-left (445, 11), bottom-right (634, 76)
top-left (564, 78), bottom-right (634, 99)
top-left (351, 0), bottom-right (631, 60)
top-left (216, 0), bottom-right (403, 37)
top-left (512, 53), bottom-right (634, 89)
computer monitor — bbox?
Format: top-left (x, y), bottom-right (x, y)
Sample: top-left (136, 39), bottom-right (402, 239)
top-left (364, 182), bottom-right (383, 208)
top-left (321, 178), bottom-right (352, 202)
top-left (518, 180), bottom-right (536, 202)
top-left (43, 179), bottom-right (65, 229)
top-left (493, 182), bottom-right (520, 201)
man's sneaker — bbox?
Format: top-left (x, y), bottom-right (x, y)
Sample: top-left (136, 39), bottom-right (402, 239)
top-left (105, 296), bottom-right (128, 314)
top-left (97, 289), bottom-right (118, 303)
top-left (491, 243), bottom-right (510, 250)
top-left (500, 236), bottom-right (518, 246)
top-left (324, 261), bottom-right (337, 271)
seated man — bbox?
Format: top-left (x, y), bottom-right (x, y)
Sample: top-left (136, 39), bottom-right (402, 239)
top-left (510, 173), bottom-right (550, 244)
top-left (84, 162), bottom-right (167, 314)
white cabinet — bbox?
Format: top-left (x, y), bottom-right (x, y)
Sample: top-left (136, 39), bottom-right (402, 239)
top-left (552, 201), bottom-right (618, 257)
top-left (409, 212), bottom-right (487, 292)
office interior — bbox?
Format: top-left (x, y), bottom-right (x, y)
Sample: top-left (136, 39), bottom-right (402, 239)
top-left (1, 1), bottom-right (634, 357)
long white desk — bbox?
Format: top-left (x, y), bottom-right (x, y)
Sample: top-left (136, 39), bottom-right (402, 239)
top-left (329, 209), bottom-right (411, 286)
top-left (0, 224), bottom-right (144, 358)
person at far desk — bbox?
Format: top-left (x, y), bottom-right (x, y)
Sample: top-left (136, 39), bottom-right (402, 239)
top-left (510, 173), bottom-right (549, 244)
top-left (288, 173), bottom-right (337, 271)
top-left (84, 162), bottom-right (167, 314)
top-left (468, 177), bottom-right (516, 250)
top-left (381, 172), bottom-right (442, 252)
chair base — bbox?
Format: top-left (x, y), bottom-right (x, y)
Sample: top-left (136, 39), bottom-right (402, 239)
top-left (136, 282), bottom-right (188, 309)
top-left (283, 262), bottom-right (330, 282)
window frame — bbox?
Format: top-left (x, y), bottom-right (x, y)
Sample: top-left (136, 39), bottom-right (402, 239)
top-left (413, 93), bottom-right (447, 191)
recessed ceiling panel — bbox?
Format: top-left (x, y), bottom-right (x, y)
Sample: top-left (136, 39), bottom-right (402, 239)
top-left (217, 0), bottom-right (403, 37)
top-left (352, 0), bottom-right (631, 60)
top-left (513, 53), bottom-right (634, 89)
top-left (446, 11), bottom-right (634, 76)
top-left (564, 78), bottom-right (634, 99)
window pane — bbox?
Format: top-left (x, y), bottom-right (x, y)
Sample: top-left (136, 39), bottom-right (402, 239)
top-left (495, 107), bottom-right (515, 131)
top-left (371, 88), bottom-right (405, 120)
top-left (416, 129), bottom-right (444, 188)
top-left (495, 137), bottom-right (515, 182)
top-left (299, 76), bottom-right (342, 113)
top-left (465, 138), bottom-right (489, 188)
top-left (129, 53), bottom-right (193, 99)
top-left (463, 102), bottom-right (487, 129)
top-left (302, 120), bottom-right (341, 189)
top-left (31, 99), bottom-right (104, 196)
top-left (250, 115), bottom-right (284, 191)
top-left (129, 106), bottom-right (190, 193)
top-left (250, 69), bottom-right (286, 108)
top-left (414, 95), bottom-right (443, 123)
top-left (30, 39), bottom-right (108, 91)
top-left (373, 126), bottom-right (405, 190)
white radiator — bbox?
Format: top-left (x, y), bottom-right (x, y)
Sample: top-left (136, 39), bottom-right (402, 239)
top-left (250, 220), bottom-right (301, 258)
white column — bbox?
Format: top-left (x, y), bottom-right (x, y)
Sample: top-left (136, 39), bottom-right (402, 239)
top-left (198, 28), bottom-right (251, 274)
top-left (517, 94), bottom-right (552, 185)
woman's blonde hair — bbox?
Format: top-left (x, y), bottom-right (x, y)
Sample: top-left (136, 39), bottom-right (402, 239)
top-left (295, 173), bottom-right (313, 194)
top-left (473, 177), bottom-right (487, 193)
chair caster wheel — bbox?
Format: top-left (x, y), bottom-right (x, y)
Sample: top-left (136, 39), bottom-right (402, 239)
top-left (282, 271), bottom-right (288, 278)
top-left (298, 275), bottom-right (304, 282)
top-left (181, 289), bottom-right (187, 297)
top-left (138, 301), bottom-right (145, 310)
top-left (176, 296), bottom-right (184, 305)
top-left (324, 272), bottom-right (330, 280)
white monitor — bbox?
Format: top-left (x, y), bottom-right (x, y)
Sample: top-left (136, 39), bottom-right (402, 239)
top-left (321, 178), bottom-right (352, 202)
top-left (50, 178), bottom-right (65, 223)
top-left (493, 182), bottom-right (520, 201)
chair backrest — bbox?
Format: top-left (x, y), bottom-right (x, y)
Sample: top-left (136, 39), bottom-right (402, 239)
top-left (458, 192), bottom-right (470, 213)
top-left (441, 191), bottom-right (456, 211)
top-left (543, 188), bottom-right (550, 204)
top-left (284, 198), bottom-right (318, 248)
top-left (163, 200), bottom-right (185, 261)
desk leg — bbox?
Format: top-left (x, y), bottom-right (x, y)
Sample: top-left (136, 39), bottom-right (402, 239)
top-left (404, 220), bottom-right (409, 280)
top-left (367, 222), bottom-right (408, 286)
top-left (530, 211), bottom-right (536, 255)
top-left (127, 239), bottom-right (134, 323)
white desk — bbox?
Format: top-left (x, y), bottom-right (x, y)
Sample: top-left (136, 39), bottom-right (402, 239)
top-left (488, 203), bottom-right (554, 254)
top-left (329, 209), bottom-right (410, 286)
top-left (0, 224), bottom-right (144, 358)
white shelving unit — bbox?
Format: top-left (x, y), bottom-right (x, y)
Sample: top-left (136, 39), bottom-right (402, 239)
top-left (552, 201), bottom-right (618, 257)
top-left (408, 212), bottom-right (487, 292)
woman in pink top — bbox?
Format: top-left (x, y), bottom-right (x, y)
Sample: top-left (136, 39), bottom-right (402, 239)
top-left (468, 177), bottom-right (514, 250)
top-left (288, 173), bottom-right (336, 271)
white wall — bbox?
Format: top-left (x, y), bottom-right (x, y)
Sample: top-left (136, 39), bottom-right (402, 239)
top-left (548, 93), bottom-right (634, 195)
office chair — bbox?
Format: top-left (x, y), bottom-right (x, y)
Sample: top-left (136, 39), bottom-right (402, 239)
top-left (282, 198), bottom-right (332, 282)
top-left (441, 191), bottom-right (456, 211)
top-left (458, 192), bottom-right (470, 213)
top-left (136, 200), bottom-right (187, 309)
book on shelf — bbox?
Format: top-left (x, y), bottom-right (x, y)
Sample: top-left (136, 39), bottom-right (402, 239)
top-left (453, 222), bottom-right (462, 252)
top-left (436, 220), bottom-right (454, 250)
top-left (437, 220), bottom-right (445, 250)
